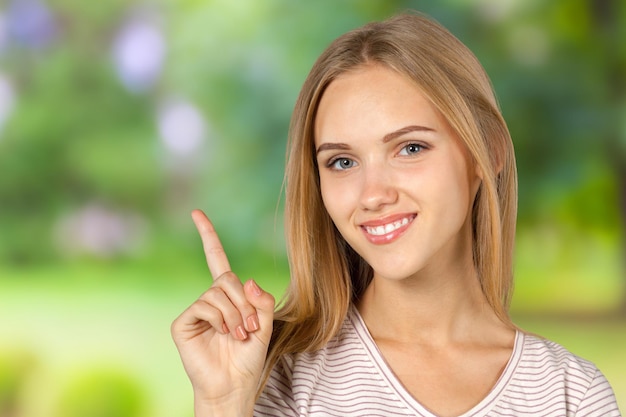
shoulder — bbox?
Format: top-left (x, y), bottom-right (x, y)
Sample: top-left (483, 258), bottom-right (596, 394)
top-left (501, 332), bottom-right (621, 416)
top-left (266, 310), bottom-right (366, 383)
top-left (519, 332), bottom-right (599, 379)
top-left (255, 311), bottom-right (367, 415)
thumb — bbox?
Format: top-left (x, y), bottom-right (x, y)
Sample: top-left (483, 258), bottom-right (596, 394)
top-left (244, 279), bottom-right (275, 332)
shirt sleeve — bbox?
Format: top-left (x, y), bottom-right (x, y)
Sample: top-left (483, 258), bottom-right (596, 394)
top-left (574, 369), bottom-right (622, 417)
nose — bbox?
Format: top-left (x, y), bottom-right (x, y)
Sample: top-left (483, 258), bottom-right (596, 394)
top-left (358, 166), bottom-right (399, 211)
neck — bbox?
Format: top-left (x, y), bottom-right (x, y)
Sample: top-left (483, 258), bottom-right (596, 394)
top-left (356, 263), bottom-right (504, 346)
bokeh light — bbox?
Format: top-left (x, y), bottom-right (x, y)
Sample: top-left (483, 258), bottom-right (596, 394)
top-left (5, 0), bottom-right (56, 48)
top-left (0, 74), bottom-right (15, 134)
top-left (112, 14), bottom-right (165, 93)
top-left (157, 97), bottom-right (206, 158)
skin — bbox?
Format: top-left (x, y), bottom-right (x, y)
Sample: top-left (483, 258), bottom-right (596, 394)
top-left (172, 64), bottom-right (515, 417)
top-left (315, 65), bottom-right (480, 285)
top-left (171, 209), bottom-right (275, 417)
top-left (315, 64), bottom-right (515, 417)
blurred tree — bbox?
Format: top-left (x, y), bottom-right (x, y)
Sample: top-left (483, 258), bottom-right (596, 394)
top-left (160, 0), bottom-right (415, 265)
top-left (0, 0), bottom-right (161, 264)
top-left (589, 0), bottom-right (626, 312)
top-left (440, 0), bottom-right (625, 312)
top-left (0, 0), bottom-right (623, 313)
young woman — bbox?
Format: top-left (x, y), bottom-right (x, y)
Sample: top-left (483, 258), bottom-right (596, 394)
top-left (171, 12), bottom-right (621, 417)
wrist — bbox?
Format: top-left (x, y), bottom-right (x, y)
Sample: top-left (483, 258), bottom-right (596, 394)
top-left (193, 390), bottom-right (255, 417)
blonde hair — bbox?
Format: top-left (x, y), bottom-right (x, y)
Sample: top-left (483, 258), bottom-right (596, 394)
top-left (259, 11), bottom-right (517, 394)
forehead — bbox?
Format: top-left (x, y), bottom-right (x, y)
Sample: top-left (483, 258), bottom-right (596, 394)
top-left (314, 65), bottom-right (448, 144)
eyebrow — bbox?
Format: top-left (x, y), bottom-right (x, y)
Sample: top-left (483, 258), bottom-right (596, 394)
top-left (315, 142), bottom-right (351, 155)
top-left (315, 125), bottom-right (435, 155)
top-left (382, 125), bottom-right (435, 142)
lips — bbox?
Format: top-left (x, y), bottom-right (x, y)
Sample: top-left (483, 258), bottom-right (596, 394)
top-left (360, 214), bottom-right (416, 244)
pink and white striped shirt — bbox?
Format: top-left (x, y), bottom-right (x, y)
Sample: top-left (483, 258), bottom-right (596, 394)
top-left (255, 307), bottom-right (620, 416)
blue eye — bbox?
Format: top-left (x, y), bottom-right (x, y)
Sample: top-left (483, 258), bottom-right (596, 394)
top-left (399, 143), bottom-right (424, 156)
top-left (330, 158), bottom-right (356, 170)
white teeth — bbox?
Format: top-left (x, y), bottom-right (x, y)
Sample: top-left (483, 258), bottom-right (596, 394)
top-left (365, 217), bottom-right (412, 236)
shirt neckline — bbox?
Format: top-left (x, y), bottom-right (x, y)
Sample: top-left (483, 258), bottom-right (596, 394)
top-left (348, 305), bottom-right (524, 417)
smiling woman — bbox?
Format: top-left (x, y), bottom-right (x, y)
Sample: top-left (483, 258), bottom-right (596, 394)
top-left (171, 11), bottom-right (621, 417)
top-left (315, 65), bottom-right (480, 283)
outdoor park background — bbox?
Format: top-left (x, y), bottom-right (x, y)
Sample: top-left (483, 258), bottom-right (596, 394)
top-left (0, 0), bottom-right (624, 416)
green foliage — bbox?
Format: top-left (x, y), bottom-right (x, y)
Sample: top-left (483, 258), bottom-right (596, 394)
top-left (0, 0), bottom-right (623, 293)
top-left (0, 0), bottom-right (160, 263)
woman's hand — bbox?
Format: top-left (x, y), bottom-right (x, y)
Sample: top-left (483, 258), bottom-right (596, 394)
top-left (171, 209), bottom-right (275, 416)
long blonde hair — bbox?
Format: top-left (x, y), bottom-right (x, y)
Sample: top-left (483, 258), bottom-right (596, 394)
top-left (260, 11), bottom-right (517, 394)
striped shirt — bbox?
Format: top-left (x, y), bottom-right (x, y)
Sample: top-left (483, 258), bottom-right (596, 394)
top-left (255, 307), bottom-right (621, 416)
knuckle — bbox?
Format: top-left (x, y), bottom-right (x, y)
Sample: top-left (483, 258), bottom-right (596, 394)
top-left (224, 312), bottom-right (243, 326)
top-left (198, 287), bottom-right (220, 303)
top-left (213, 271), bottom-right (239, 286)
top-left (196, 291), bottom-right (239, 322)
top-left (191, 300), bottom-right (224, 326)
top-left (239, 302), bottom-right (257, 315)
top-left (170, 318), bottom-right (180, 335)
top-left (220, 308), bottom-right (242, 327)
top-left (206, 246), bottom-right (226, 257)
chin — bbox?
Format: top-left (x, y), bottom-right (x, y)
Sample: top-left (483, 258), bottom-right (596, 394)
top-left (369, 263), bottom-right (424, 282)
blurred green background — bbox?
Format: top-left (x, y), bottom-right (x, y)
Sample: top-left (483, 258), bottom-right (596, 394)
top-left (0, 0), bottom-right (624, 415)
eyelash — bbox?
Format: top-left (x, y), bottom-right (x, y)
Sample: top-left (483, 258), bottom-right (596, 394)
top-left (399, 142), bottom-right (426, 156)
top-left (326, 157), bottom-right (355, 170)
top-left (325, 142), bottom-right (427, 171)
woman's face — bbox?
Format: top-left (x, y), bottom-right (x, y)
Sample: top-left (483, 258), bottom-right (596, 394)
top-left (314, 65), bottom-right (481, 282)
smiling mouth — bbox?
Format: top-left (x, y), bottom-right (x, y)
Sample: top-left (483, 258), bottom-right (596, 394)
top-left (362, 215), bottom-right (416, 236)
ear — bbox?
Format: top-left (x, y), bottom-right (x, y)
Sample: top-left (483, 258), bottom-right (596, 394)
top-left (475, 163), bottom-right (484, 180)
top-left (471, 165), bottom-right (483, 197)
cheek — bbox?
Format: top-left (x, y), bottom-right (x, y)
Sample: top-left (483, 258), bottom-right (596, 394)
top-left (319, 176), bottom-right (341, 220)
top-left (320, 175), bottom-right (354, 225)
top-left (442, 167), bottom-right (475, 222)
top-left (419, 156), bottom-right (473, 219)
top-left (441, 147), bottom-right (476, 206)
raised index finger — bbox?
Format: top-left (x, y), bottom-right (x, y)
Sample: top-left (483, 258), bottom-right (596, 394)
top-left (191, 209), bottom-right (232, 280)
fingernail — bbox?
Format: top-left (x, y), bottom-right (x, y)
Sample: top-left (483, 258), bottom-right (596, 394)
top-left (247, 315), bottom-right (259, 331)
top-left (222, 323), bottom-right (229, 334)
top-left (236, 325), bottom-right (247, 340)
top-left (249, 280), bottom-right (262, 297)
